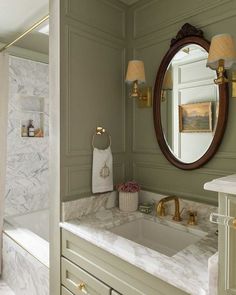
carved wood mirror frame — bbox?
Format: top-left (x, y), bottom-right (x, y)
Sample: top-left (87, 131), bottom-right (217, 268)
top-left (153, 23), bottom-right (228, 170)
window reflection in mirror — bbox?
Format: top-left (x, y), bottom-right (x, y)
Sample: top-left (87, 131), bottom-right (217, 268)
top-left (160, 44), bottom-right (219, 163)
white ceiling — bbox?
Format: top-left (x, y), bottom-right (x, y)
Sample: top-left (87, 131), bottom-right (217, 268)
top-left (0, 0), bottom-right (140, 54)
top-left (0, 0), bottom-right (49, 54)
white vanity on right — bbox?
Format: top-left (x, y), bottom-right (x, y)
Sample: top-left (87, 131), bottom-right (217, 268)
top-left (204, 174), bottom-right (236, 295)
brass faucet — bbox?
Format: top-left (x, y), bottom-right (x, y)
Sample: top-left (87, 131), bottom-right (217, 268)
top-left (156, 196), bottom-right (182, 222)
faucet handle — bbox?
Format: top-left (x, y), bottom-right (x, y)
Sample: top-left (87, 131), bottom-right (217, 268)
top-left (180, 207), bottom-right (186, 216)
top-left (187, 210), bottom-right (197, 225)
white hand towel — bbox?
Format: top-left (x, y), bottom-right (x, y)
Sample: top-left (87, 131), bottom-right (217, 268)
top-left (92, 147), bottom-right (113, 193)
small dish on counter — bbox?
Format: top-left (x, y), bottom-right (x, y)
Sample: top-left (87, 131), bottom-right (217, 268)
top-left (138, 202), bottom-right (154, 214)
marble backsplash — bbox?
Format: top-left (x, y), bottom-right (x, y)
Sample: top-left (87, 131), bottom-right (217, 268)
top-left (4, 56), bottom-right (49, 216)
top-left (62, 191), bottom-right (117, 221)
top-left (62, 190), bottom-right (217, 222)
top-left (140, 190), bottom-right (218, 222)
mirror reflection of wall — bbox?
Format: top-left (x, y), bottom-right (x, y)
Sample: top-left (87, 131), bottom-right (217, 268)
top-left (161, 44), bottom-right (219, 163)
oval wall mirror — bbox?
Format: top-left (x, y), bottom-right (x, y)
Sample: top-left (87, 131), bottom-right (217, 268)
top-left (153, 23), bottom-right (228, 170)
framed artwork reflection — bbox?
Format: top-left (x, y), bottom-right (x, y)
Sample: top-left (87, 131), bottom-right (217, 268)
top-left (179, 102), bottom-right (212, 133)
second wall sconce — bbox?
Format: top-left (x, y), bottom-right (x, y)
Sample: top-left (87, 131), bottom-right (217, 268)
top-left (207, 33), bottom-right (236, 97)
top-left (125, 60), bottom-right (152, 108)
top-left (161, 67), bottom-right (173, 102)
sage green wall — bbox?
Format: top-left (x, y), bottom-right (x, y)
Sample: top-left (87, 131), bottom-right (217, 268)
top-left (58, 0), bottom-right (236, 206)
top-left (56, 0), bottom-right (236, 207)
top-left (59, 0), bottom-right (127, 202)
top-left (126, 0), bottom-right (236, 205)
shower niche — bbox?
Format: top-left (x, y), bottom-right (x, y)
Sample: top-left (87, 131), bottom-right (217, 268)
top-left (18, 95), bottom-right (45, 138)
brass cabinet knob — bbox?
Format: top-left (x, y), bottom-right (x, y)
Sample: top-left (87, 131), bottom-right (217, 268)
top-left (77, 282), bottom-right (88, 294)
top-left (210, 213), bottom-right (236, 229)
top-left (233, 218), bottom-right (236, 228)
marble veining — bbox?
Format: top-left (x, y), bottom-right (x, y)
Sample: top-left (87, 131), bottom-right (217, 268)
top-left (60, 207), bottom-right (218, 295)
top-left (5, 56), bottom-right (49, 216)
top-left (2, 233), bottom-right (49, 295)
top-left (208, 252), bottom-right (218, 295)
top-left (140, 190), bottom-right (218, 222)
top-left (204, 174), bottom-right (236, 195)
top-left (0, 280), bottom-right (15, 295)
top-left (62, 189), bottom-right (217, 223)
top-left (62, 191), bottom-right (117, 221)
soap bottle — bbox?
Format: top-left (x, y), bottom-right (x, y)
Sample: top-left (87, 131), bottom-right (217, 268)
top-left (21, 124), bottom-right (28, 137)
top-left (28, 120), bottom-right (35, 137)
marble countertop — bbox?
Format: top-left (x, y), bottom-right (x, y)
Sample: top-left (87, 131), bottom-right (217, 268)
top-left (60, 208), bottom-right (217, 295)
top-left (204, 174), bottom-right (236, 195)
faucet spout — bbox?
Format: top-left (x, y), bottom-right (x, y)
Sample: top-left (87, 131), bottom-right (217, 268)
top-left (156, 196), bottom-right (182, 222)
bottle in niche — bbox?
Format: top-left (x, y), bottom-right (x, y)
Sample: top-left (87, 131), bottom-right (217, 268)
top-left (28, 120), bottom-right (35, 137)
top-left (21, 124), bottom-right (28, 137)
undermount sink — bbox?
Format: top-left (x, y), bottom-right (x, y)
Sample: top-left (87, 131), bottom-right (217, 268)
top-left (109, 218), bottom-right (207, 257)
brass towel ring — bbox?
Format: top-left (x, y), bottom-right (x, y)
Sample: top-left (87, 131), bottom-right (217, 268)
top-left (92, 127), bottom-right (111, 149)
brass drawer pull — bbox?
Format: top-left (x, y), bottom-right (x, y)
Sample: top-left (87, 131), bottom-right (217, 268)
top-left (77, 282), bottom-right (88, 294)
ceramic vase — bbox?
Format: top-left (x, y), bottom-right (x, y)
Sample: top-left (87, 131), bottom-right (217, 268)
top-left (119, 191), bottom-right (139, 212)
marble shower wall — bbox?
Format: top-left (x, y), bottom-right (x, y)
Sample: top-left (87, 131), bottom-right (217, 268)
top-left (5, 56), bottom-right (49, 216)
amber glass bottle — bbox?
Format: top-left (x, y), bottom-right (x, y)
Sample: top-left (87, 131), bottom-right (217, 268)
top-left (28, 120), bottom-right (35, 137)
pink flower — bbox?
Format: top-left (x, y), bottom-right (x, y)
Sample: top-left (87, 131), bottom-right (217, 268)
top-left (116, 181), bottom-right (140, 193)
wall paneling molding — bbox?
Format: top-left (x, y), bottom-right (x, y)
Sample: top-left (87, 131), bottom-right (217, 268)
top-left (133, 161), bottom-right (235, 180)
top-left (132, 9), bottom-right (236, 50)
top-left (65, 26), bottom-right (126, 157)
top-left (128, 0), bottom-right (236, 203)
top-left (133, 0), bottom-right (233, 39)
top-left (66, 161), bottom-right (125, 197)
top-left (65, 0), bottom-right (126, 39)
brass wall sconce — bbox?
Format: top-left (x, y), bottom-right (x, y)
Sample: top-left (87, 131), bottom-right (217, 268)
top-left (125, 60), bottom-right (152, 108)
top-left (207, 34), bottom-right (236, 97)
top-left (161, 68), bottom-right (173, 102)
top-left (161, 89), bottom-right (170, 102)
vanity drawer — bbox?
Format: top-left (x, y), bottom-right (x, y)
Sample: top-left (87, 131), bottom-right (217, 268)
top-left (61, 257), bottom-right (111, 295)
top-left (62, 229), bottom-right (189, 295)
top-left (62, 286), bottom-right (74, 295)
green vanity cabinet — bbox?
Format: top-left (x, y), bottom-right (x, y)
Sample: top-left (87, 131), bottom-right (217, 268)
top-left (61, 257), bottom-right (111, 294)
top-left (61, 229), bottom-right (189, 295)
top-left (205, 175), bottom-right (236, 295)
top-left (61, 286), bottom-right (74, 295)
top-left (218, 193), bottom-right (236, 295)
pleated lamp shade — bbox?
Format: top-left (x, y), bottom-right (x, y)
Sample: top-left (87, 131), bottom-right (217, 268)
top-left (207, 34), bottom-right (236, 69)
top-left (125, 60), bottom-right (146, 83)
top-left (163, 69), bottom-right (173, 90)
